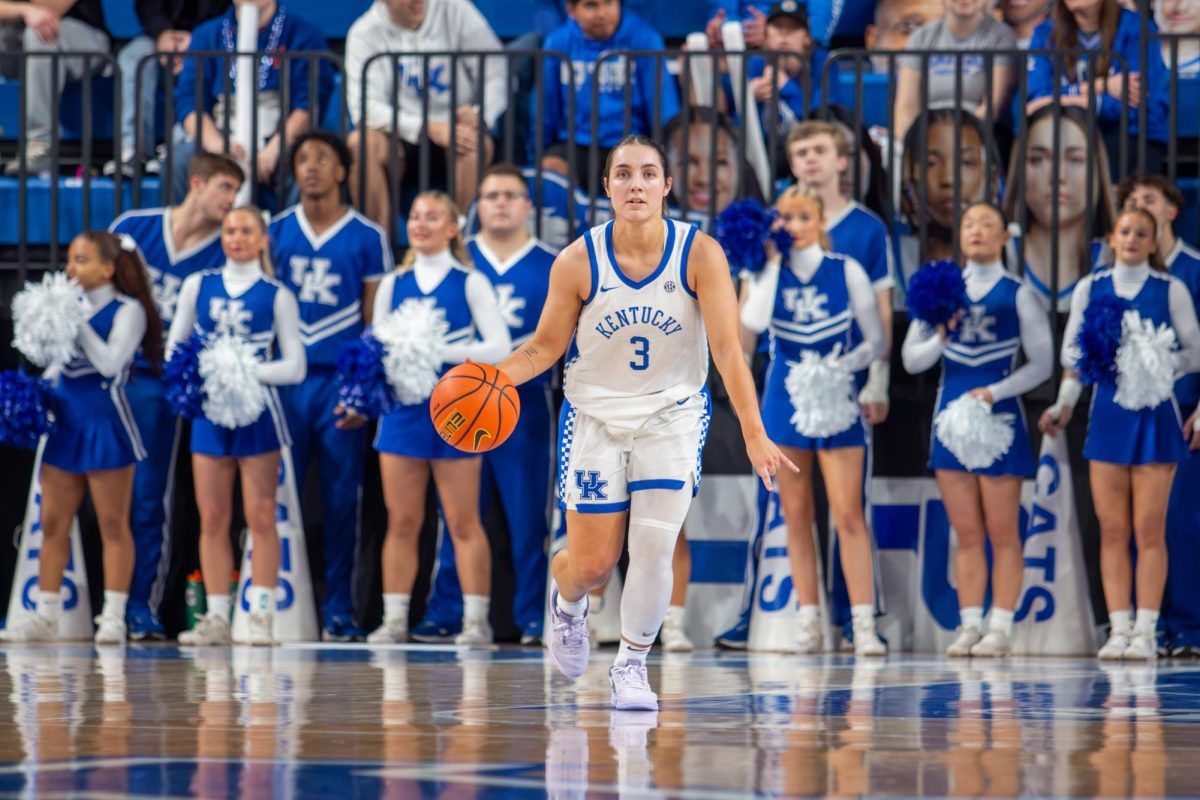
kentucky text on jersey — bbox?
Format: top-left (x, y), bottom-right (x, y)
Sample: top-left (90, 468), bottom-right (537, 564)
top-left (593, 304), bottom-right (685, 340)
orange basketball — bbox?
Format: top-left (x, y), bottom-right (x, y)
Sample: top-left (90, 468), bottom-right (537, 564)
top-left (429, 363), bottom-right (521, 453)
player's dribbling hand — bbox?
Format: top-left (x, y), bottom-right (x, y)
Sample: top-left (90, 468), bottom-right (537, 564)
top-left (333, 403), bottom-right (367, 430)
top-left (1038, 404), bottom-right (1071, 437)
top-left (1186, 408), bottom-right (1200, 451)
top-left (746, 432), bottom-right (799, 492)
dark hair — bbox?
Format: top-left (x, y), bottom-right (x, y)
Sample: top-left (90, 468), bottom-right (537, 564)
top-left (187, 152), bottom-right (245, 186)
top-left (821, 104), bottom-right (894, 229)
top-left (1116, 172), bottom-right (1185, 215)
top-left (479, 163), bottom-right (527, 188)
top-left (661, 106), bottom-right (764, 215)
top-left (287, 130), bottom-right (353, 183)
top-left (1051, 0), bottom-right (1120, 80)
top-left (78, 231), bottom-right (165, 369)
top-left (603, 134), bottom-right (672, 218)
top-left (1114, 206), bottom-right (1167, 271)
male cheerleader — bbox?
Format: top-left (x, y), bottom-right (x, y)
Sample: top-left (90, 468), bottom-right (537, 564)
top-left (414, 164), bottom-right (557, 644)
top-left (109, 152), bottom-right (244, 639)
top-left (270, 130), bottom-right (392, 641)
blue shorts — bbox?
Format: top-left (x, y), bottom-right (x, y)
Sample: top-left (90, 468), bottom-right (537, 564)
top-left (374, 401), bottom-right (475, 460)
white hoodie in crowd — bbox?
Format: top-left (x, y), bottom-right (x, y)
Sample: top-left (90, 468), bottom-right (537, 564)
top-left (345, 0), bottom-right (509, 144)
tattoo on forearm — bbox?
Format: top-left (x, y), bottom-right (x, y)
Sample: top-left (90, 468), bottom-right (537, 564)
top-left (519, 345), bottom-right (538, 371)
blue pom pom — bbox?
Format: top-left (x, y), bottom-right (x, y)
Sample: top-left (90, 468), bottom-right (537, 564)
top-left (906, 260), bottom-right (968, 327)
top-left (767, 225), bottom-right (794, 257)
top-left (164, 333), bottom-right (205, 419)
top-left (714, 199), bottom-right (780, 276)
top-left (335, 335), bottom-right (395, 418)
top-left (1077, 293), bottom-right (1132, 385)
top-left (0, 370), bottom-right (55, 449)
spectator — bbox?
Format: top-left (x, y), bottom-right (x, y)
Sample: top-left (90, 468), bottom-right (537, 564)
top-left (663, 106), bottom-right (762, 227)
top-left (740, 1), bottom-right (829, 145)
top-left (1000, 0), bottom-right (1051, 48)
top-left (706, 0), bottom-right (876, 47)
top-left (893, 0), bottom-right (1018, 139)
top-left (2, 0), bottom-right (109, 176)
top-left (826, 105), bottom-right (895, 231)
top-left (1156, 0), bottom-right (1200, 75)
top-left (864, 0), bottom-right (942, 73)
top-left (346, 0), bottom-right (507, 227)
top-left (897, 108), bottom-right (1001, 288)
top-left (538, 0), bottom-right (679, 187)
top-left (106, 0), bottom-right (230, 178)
top-left (171, 0), bottom-right (334, 203)
top-left (1003, 105), bottom-right (1116, 310)
top-left (1027, 0), bottom-right (1170, 175)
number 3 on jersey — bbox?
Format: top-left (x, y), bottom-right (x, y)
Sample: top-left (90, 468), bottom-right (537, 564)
top-left (630, 336), bottom-right (650, 371)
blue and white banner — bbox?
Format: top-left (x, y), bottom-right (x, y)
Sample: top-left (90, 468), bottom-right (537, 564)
top-left (231, 445), bottom-right (318, 642)
top-left (5, 439), bottom-right (93, 640)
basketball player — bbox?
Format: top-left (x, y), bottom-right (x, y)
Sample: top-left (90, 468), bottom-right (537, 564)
top-left (494, 135), bottom-right (796, 710)
top-left (270, 131), bottom-right (392, 642)
top-left (108, 153), bottom-right (244, 639)
top-left (413, 164), bottom-right (558, 645)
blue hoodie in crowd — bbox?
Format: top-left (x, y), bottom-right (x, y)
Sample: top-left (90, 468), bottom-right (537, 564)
top-left (539, 10), bottom-right (681, 149)
top-left (1027, 8), bottom-right (1168, 143)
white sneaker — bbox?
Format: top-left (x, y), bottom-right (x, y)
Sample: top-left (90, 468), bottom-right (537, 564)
top-left (93, 614), bottom-right (126, 645)
top-left (548, 583), bottom-right (591, 679)
top-left (852, 619), bottom-right (887, 657)
top-left (234, 612), bottom-right (275, 646)
top-left (1123, 629), bottom-right (1157, 661)
top-left (609, 662), bottom-right (658, 711)
top-left (795, 616), bottom-right (823, 654)
top-left (454, 620), bottom-right (493, 646)
top-left (1098, 623), bottom-right (1134, 660)
top-left (178, 612), bottom-right (231, 646)
top-left (0, 614), bottom-right (57, 643)
top-left (367, 618), bottom-right (408, 644)
top-left (946, 626), bottom-right (984, 657)
top-left (970, 629), bottom-right (1011, 658)
top-left (659, 609), bottom-right (693, 653)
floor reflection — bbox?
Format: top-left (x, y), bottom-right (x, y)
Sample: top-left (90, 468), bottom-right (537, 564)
top-left (0, 646), bottom-right (1197, 797)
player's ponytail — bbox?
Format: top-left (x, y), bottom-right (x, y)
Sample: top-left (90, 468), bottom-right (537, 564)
top-left (79, 230), bottom-right (165, 369)
top-left (400, 191), bottom-right (471, 270)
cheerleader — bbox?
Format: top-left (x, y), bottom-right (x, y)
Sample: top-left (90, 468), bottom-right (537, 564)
top-left (1040, 207), bottom-right (1200, 661)
top-left (367, 191), bottom-right (511, 646)
top-left (902, 203), bottom-right (1053, 658)
top-left (166, 206), bottom-right (306, 646)
top-left (740, 187), bottom-right (887, 655)
top-left (0, 232), bottom-right (160, 644)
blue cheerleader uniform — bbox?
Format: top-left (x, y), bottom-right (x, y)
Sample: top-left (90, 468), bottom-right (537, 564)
top-left (188, 270), bottom-right (292, 458)
top-left (42, 291), bottom-right (147, 473)
top-left (930, 274), bottom-right (1037, 477)
top-left (373, 265), bottom-right (480, 461)
top-left (1082, 269), bottom-right (1190, 465)
top-left (761, 253), bottom-right (867, 450)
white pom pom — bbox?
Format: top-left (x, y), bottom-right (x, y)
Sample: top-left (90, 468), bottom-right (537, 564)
top-left (198, 334), bottom-right (267, 429)
top-left (11, 272), bottom-right (86, 367)
top-left (373, 298), bottom-right (450, 405)
top-left (934, 394), bottom-right (1015, 470)
top-left (784, 347), bottom-right (859, 438)
top-left (1115, 309), bottom-right (1178, 411)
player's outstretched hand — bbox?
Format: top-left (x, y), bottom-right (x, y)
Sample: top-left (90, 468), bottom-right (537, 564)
top-left (746, 431), bottom-right (799, 492)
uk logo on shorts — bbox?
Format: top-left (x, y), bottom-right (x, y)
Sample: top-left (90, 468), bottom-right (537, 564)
top-left (574, 470), bottom-right (608, 500)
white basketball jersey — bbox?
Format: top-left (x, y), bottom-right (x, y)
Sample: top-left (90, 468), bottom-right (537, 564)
top-left (564, 218), bottom-right (708, 430)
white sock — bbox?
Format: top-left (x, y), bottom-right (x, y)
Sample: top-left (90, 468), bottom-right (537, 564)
top-left (207, 594), bottom-right (232, 622)
top-left (589, 591), bottom-right (606, 613)
top-left (960, 606), bottom-right (984, 631)
top-left (247, 584), bottom-right (275, 617)
top-left (102, 591), bottom-right (128, 620)
top-left (557, 592), bottom-right (588, 618)
top-left (797, 604), bottom-right (820, 625)
top-left (615, 639), bottom-right (652, 666)
top-left (851, 604), bottom-right (875, 627)
top-left (36, 588), bottom-right (62, 625)
top-left (664, 604), bottom-right (686, 625)
top-left (383, 593), bottom-right (410, 624)
top-left (1135, 608), bottom-right (1159, 633)
top-left (987, 608), bottom-right (1014, 636)
top-left (1109, 609), bottom-right (1132, 632)
top-left (463, 594), bottom-right (490, 626)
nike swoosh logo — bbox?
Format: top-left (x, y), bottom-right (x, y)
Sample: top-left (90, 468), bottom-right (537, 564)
top-left (473, 429), bottom-right (491, 450)
top-left (599, 285), bottom-right (619, 292)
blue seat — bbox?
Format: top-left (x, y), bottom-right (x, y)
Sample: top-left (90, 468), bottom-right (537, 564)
top-left (829, 71), bottom-right (889, 130)
top-left (0, 75), bottom-right (116, 142)
top-left (0, 177), bottom-right (160, 245)
top-left (1171, 77), bottom-right (1200, 140)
